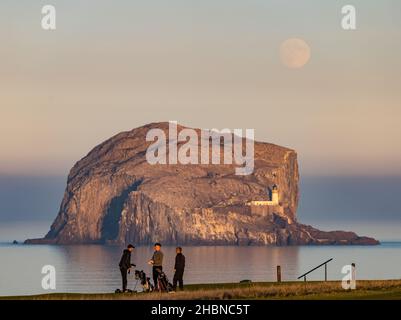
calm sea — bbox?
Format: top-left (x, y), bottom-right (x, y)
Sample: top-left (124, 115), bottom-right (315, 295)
top-left (0, 221), bottom-right (400, 296)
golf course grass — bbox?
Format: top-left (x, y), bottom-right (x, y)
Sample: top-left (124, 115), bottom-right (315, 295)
top-left (2, 280), bottom-right (401, 300)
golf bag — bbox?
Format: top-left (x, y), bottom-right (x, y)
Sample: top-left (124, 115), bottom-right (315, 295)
top-left (135, 270), bottom-right (154, 292)
top-left (157, 269), bottom-right (173, 292)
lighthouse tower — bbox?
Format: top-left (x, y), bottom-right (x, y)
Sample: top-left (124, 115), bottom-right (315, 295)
top-left (271, 185), bottom-right (279, 205)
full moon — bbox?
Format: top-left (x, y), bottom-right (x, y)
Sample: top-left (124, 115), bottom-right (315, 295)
top-left (279, 38), bottom-right (311, 69)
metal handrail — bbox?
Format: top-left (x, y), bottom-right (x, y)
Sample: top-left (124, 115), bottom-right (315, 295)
top-left (298, 258), bottom-right (333, 282)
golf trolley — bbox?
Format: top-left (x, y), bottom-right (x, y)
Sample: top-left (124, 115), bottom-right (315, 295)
top-left (134, 269), bottom-right (154, 293)
top-left (115, 268), bottom-right (154, 294)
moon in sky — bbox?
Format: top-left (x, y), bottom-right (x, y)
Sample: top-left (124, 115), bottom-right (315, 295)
top-left (279, 38), bottom-right (311, 69)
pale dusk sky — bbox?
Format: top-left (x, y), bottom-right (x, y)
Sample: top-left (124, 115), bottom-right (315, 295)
top-left (1, 0), bottom-right (401, 177)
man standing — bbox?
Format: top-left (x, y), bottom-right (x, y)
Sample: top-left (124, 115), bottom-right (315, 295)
top-left (119, 244), bottom-right (135, 292)
top-left (173, 247), bottom-right (185, 291)
top-left (148, 242), bottom-right (163, 290)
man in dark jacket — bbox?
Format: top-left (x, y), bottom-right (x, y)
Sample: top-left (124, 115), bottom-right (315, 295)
top-left (119, 244), bottom-right (135, 292)
top-left (148, 242), bottom-right (163, 290)
top-left (173, 247), bottom-right (185, 291)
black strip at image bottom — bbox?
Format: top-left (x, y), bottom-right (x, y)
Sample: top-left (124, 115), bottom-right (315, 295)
top-left (0, 300), bottom-right (395, 319)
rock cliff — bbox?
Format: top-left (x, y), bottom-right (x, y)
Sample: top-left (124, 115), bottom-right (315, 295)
top-left (26, 122), bottom-right (378, 245)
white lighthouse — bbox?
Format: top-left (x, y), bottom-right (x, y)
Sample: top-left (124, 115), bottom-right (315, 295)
top-left (271, 185), bottom-right (279, 205)
top-left (247, 185), bottom-right (279, 206)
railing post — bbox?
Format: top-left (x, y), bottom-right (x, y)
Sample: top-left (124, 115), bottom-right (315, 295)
top-left (298, 258), bottom-right (333, 283)
top-left (277, 265), bottom-right (281, 283)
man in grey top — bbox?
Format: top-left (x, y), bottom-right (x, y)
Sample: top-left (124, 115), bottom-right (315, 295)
top-left (148, 242), bottom-right (164, 290)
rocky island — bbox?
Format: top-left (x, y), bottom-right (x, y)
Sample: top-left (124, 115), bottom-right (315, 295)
top-left (26, 122), bottom-right (378, 245)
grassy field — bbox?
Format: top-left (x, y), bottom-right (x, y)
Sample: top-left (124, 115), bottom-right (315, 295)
top-left (2, 280), bottom-right (401, 300)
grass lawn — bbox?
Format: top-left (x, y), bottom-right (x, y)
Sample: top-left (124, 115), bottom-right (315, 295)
top-left (2, 280), bottom-right (401, 300)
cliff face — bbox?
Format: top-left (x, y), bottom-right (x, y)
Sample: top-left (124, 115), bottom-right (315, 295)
top-left (26, 122), bottom-right (378, 245)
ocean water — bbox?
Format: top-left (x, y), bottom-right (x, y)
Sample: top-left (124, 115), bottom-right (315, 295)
top-left (0, 222), bottom-right (401, 296)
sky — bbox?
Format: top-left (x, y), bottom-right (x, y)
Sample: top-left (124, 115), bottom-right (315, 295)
top-left (0, 1), bottom-right (401, 231)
